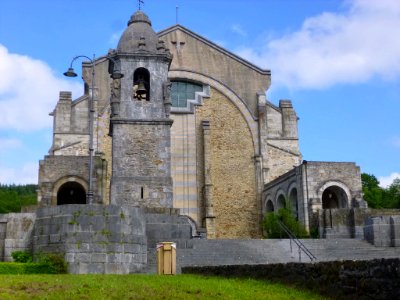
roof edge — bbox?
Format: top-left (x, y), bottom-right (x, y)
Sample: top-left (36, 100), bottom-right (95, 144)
top-left (158, 24), bottom-right (271, 76)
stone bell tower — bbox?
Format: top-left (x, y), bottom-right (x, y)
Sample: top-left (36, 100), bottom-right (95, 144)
top-left (109, 10), bottom-right (173, 208)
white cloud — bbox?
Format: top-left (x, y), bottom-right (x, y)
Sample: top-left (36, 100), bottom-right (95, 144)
top-left (0, 162), bottom-right (38, 185)
top-left (379, 172), bottom-right (400, 188)
top-left (0, 138), bottom-right (22, 152)
top-left (231, 24), bottom-right (247, 37)
top-left (0, 45), bottom-right (81, 131)
top-left (236, 0), bottom-right (400, 89)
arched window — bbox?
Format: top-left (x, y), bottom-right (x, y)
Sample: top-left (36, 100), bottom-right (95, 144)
top-left (133, 68), bottom-right (150, 101)
top-left (57, 182), bottom-right (86, 205)
top-left (171, 81), bottom-right (202, 107)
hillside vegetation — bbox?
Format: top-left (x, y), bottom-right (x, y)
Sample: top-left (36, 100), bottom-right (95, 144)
top-left (0, 184), bottom-right (37, 213)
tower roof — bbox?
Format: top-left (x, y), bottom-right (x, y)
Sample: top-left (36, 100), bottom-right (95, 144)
top-left (117, 10), bottom-right (159, 54)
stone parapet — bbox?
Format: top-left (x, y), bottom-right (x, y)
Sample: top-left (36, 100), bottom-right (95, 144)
top-left (34, 205), bottom-right (147, 274)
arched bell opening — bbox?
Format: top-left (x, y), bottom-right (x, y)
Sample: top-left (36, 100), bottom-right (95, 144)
top-left (322, 186), bottom-right (348, 209)
top-left (133, 68), bottom-right (150, 101)
top-left (57, 182), bottom-right (86, 205)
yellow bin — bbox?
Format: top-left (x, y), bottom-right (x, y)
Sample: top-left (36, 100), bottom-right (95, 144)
top-left (156, 242), bottom-right (176, 275)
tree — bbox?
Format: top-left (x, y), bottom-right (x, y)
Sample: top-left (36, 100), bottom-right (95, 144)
top-left (361, 173), bottom-right (400, 209)
top-left (0, 184), bottom-right (37, 213)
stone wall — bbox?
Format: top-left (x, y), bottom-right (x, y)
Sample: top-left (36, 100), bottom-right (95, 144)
top-left (158, 27), bottom-right (271, 118)
top-left (304, 161), bottom-right (364, 210)
top-left (182, 259), bottom-right (400, 300)
top-left (34, 205), bottom-right (147, 274)
top-left (38, 155), bottom-right (106, 205)
top-left (0, 213), bottom-right (36, 262)
top-left (110, 123), bottom-right (173, 208)
top-left (196, 88), bottom-right (259, 238)
top-left (364, 213), bottom-right (400, 247)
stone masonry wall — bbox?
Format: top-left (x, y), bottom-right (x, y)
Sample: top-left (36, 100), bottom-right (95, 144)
top-left (38, 155), bottom-right (105, 205)
top-left (196, 88), bottom-right (259, 238)
top-left (34, 205), bottom-right (147, 274)
top-left (0, 213), bottom-right (36, 262)
top-left (304, 161), bottom-right (363, 210)
top-left (182, 259), bottom-right (400, 300)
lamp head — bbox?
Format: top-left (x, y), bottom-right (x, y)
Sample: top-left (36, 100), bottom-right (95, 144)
top-left (110, 70), bottom-right (124, 79)
top-left (63, 67), bottom-right (78, 77)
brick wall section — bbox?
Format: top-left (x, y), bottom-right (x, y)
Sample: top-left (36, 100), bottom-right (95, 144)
top-left (196, 88), bottom-right (259, 238)
top-left (182, 259), bottom-right (400, 300)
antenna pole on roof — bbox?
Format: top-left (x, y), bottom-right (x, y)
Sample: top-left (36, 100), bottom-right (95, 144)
top-left (176, 6), bottom-right (179, 24)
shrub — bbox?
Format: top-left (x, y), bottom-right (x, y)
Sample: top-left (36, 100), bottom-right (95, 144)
top-left (36, 253), bottom-right (68, 274)
top-left (0, 254), bottom-right (68, 274)
top-left (11, 250), bottom-right (32, 263)
top-left (263, 208), bottom-right (309, 238)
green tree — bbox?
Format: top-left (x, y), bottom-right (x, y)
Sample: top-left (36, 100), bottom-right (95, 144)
top-left (361, 173), bottom-right (400, 209)
top-left (0, 184), bottom-right (37, 213)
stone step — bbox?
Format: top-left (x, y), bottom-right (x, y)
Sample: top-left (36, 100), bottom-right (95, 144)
top-left (144, 238), bottom-right (400, 274)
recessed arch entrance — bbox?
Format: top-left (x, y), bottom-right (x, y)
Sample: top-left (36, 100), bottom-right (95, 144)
top-left (322, 185), bottom-right (349, 209)
top-left (57, 181), bottom-right (86, 205)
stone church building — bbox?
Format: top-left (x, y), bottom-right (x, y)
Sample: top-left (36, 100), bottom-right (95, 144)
top-left (37, 10), bottom-right (365, 240)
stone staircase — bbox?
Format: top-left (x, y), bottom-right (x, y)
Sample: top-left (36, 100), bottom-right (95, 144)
top-left (145, 238), bottom-right (400, 274)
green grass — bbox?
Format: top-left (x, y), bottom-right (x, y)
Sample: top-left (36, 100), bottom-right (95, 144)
top-left (0, 274), bottom-right (326, 300)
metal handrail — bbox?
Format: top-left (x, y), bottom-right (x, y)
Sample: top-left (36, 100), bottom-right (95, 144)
top-left (277, 219), bottom-right (317, 262)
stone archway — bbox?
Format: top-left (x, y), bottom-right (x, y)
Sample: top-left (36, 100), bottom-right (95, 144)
top-left (57, 181), bottom-right (86, 205)
top-left (289, 187), bottom-right (299, 220)
top-left (266, 200), bottom-right (274, 212)
top-left (276, 193), bottom-right (286, 210)
top-left (322, 185), bottom-right (349, 209)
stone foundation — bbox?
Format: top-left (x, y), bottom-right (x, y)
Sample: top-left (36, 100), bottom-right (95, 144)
top-left (34, 205), bottom-right (147, 274)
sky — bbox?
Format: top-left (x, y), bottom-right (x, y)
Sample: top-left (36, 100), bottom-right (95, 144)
top-left (0, 0), bottom-right (399, 187)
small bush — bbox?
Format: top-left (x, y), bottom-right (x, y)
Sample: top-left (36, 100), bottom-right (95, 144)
top-left (11, 250), bottom-right (32, 263)
top-left (36, 253), bottom-right (68, 274)
top-left (263, 208), bottom-right (309, 238)
top-left (0, 253), bottom-right (68, 274)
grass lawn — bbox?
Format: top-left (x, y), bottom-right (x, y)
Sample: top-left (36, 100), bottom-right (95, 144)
top-left (0, 274), bottom-right (326, 299)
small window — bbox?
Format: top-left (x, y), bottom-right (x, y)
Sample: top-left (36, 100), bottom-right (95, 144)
top-left (133, 68), bottom-right (150, 101)
top-left (171, 81), bottom-right (202, 107)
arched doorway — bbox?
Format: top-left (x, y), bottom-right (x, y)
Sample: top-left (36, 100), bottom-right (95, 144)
top-left (276, 194), bottom-right (286, 210)
top-left (266, 200), bottom-right (274, 212)
top-left (289, 188), bottom-right (299, 220)
top-left (322, 186), bottom-right (348, 209)
top-left (57, 182), bottom-right (86, 205)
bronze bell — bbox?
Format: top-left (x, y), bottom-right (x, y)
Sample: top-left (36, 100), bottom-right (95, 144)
top-left (136, 81), bottom-right (147, 95)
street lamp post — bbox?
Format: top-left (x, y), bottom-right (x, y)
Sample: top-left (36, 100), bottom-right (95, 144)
top-left (64, 55), bottom-right (123, 204)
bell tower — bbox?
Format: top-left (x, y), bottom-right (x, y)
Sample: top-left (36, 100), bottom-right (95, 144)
top-left (109, 10), bottom-right (173, 208)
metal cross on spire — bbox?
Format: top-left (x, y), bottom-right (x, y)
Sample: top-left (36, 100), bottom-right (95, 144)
top-left (138, 0), bottom-right (144, 10)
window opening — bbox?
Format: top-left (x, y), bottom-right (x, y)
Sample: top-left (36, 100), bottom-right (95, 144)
top-left (171, 81), bottom-right (202, 107)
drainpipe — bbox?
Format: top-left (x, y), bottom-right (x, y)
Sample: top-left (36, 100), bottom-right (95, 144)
top-left (303, 160), bottom-right (310, 232)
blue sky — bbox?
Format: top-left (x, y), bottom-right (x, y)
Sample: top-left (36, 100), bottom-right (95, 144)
top-left (0, 0), bottom-right (399, 187)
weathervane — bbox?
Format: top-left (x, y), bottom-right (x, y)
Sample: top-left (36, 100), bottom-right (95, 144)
top-left (138, 0), bottom-right (144, 10)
